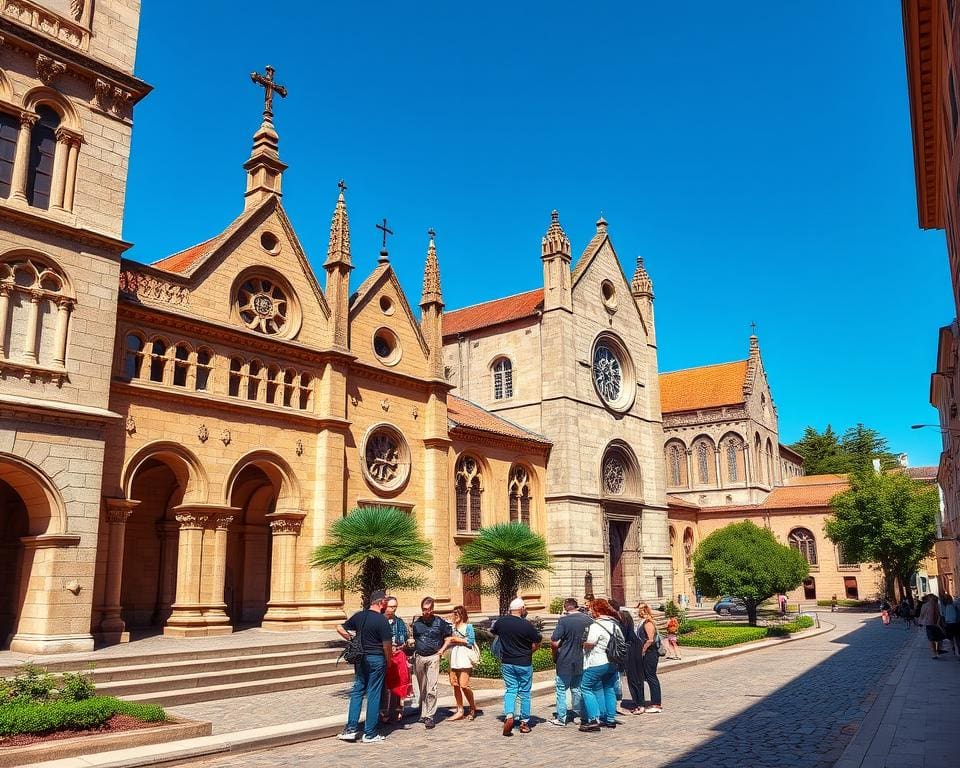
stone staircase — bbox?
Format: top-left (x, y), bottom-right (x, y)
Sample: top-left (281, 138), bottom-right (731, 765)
top-left (0, 638), bottom-right (351, 708)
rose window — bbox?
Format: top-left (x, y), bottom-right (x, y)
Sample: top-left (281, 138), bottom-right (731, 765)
top-left (362, 425), bottom-right (410, 492)
top-left (593, 344), bottom-right (622, 403)
top-left (603, 455), bottom-right (626, 495)
top-left (237, 277), bottom-right (288, 335)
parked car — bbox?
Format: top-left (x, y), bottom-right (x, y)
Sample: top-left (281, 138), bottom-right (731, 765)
top-left (713, 596), bottom-right (747, 616)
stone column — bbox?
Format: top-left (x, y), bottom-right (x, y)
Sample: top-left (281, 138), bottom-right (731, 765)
top-left (49, 128), bottom-right (71, 211)
top-left (52, 298), bottom-right (72, 366)
top-left (744, 446), bottom-right (752, 486)
top-left (97, 498), bottom-right (139, 644)
top-left (164, 506), bottom-right (210, 637)
top-left (0, 284), bottom-right (10, 359)
top-left (10, 113), bottom-right (36, 202)
top-left (714, 448), bottom-right (724, 490)
top-left (62, 138), bottom-right (80, 212)
top-left (200, 512), bottom-right (234, 632)
top-left (153, 520), bottom-right (179, 625)
top-left (262, 513), bottom-right (305, 630)
top-left (22, 291), bottom-right (42, 363)
top-left (684, 449), bottom-right (693, 488)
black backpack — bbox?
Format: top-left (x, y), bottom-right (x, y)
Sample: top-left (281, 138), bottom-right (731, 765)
top-left (596, 619), bottom-right (628, 669)
top-left (339, 612), bottom-right (368, 665)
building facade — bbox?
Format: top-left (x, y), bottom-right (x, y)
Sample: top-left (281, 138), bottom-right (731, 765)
top-left (903, 0), bottom-right (960, 594)
top-left (442, 214), bottom-right (671, 607)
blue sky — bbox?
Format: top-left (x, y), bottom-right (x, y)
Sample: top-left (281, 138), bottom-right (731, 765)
top-left (124, 2), bottom-right (949, 467)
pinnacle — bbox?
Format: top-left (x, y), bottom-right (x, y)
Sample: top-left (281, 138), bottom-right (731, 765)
top-left (324, 184), bottom-right (351, 268)
top-left (420, 229), bottom-right (443, 307)
top-left (631, 255), bottom-right (653, 297)
top-left (541, 209), bottom-right (571, 259)
top-left (596, 215), bottom-right (608, 232)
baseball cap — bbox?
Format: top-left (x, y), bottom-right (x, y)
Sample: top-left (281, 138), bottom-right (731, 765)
top-left (370, 590), bottom-right (387, 603)
top-left (509, 597), bottom-right (526, 611)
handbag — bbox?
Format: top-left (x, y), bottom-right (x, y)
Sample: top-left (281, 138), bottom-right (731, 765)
top-left (466, 642), bottom-right (481, 666)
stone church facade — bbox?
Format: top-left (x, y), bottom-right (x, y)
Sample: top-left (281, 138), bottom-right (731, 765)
top-left (442, 214), bottom-right (672, 607)
top-left (0, 2), bottom-right (552, 653)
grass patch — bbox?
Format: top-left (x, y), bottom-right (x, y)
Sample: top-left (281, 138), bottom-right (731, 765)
top-left (816, 599), bottom-right (874, 608)
top-left (678, 615), bottom-right (815, 648)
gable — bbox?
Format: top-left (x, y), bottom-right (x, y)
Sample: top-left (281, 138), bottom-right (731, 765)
top-left (143, 199), bottom-right (331, 347)
top-left (570, 235), bottom-right (648, 338)
top-left (348, 263), bottom-right (430, 377)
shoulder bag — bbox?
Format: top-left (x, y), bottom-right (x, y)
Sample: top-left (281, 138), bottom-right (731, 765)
top-left (340, 611), bottom-right (369, 666)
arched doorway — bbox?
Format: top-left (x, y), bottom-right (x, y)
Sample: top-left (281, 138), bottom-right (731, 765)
top-left (226, 465), bottom-right (277, 625)
top-left (0, 479), bottom-right (29, 647)
top-left (121, 459), bottom-right (183, 629)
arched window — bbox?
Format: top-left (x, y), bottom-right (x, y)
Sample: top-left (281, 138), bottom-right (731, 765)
top-left (0, 254), bottom-right (73, 370)
top-left (492, 357), bottom-right (513, 400)
top-left (668, 444), bottom-right (683, 486)
top-left (0, 112), bottom-right (18, 199)
top-left (172, 344), bottom-right (190, 387)
top-left (148, 339), bottom-right (167, 383)
top-left (228, 357), bottom-right (243, 397)
top-left (26, 106), bottom-right (59, 209)
top-left (788, 528), bottom-right (818, 566)
top-left (298, 373), bottom-right (312, 410)
top-left (696, 441), bottom-right (710, 484)
top-left (195, 348), bottom-right (213, 391)
top-left (765, 438), bottom-right (774, 485)
top-left (508, 464), bottom-right (531, 526)
top-left (266, 364), bottom-right (281, 404)
top-left (282, 369), bottom-right (295, 407)
top-left (754, 433), bottom-right (762, 477)
top-left (122, 333), bottom-right (144, 380)
top-left (247, 360), bottom-right (263, 401)
top-left (726, 439), bottom-right (739, 482)
top-left (455, 455), bottom-right (482, 532)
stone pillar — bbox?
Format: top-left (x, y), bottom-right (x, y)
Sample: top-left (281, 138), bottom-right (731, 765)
top-left (10, 113), bottom-right (36, 202)
top-left (153, 520), bottom-right (179, 625)
top-left (744, 446), bottom-right (752, 486)
top-left (97, 498), bottom-right (139, 644)
top-left (52, 298), bottom-right (72, 366)
top-left (62, 138), bottom-right (80, 212)
top-left (164, 506), bottom-right (210, 637)
top-left (22, 291), bottom-right (41, 363)
top-left (262, 513), bottom-right (305, 630)
top-left (684, 449), bottom-right (693, 488)
top-left (0, 284), bottom-right (10, 358)
top-left (714, 448), bottom-right (724, 490)
top-left (49, 128), bottom-right (71, 211)
top-left (200, 513), bottom-right (235, 632)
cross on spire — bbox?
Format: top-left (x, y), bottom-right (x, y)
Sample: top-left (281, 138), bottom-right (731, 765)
top-left (427, 227), bottom-right (436, 240)
top-left (750, 321), bottom-right (757, 335)
top-left (250, 65), bottom-right (288, 120)
top-left (376, 218), bottom-right (394, 263)
top-left (338, 179), bottom-right (347, 194)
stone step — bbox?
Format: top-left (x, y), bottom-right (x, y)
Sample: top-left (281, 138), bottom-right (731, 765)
top-left (88, 647), bottom-right (343, 683)
top-left (119, 668), bottom-right (355, 707)
top-left (95, 657), bottom-right (353, 698)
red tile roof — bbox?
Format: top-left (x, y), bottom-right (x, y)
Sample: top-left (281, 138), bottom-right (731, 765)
top-left (666, 494), bottom-right (700, 510)
top-left (761, 475), bottom-right (849, 508)
top-left (659, 360), bottom-right (749, 414)
top-left (442, 289), bottom-right (543, 338)
top-left (899, 466), bottom-right (938, 481)
top-left (447, 395), bottom-right (550, 445)
top-left (151, 236), bottom-right (218, 274)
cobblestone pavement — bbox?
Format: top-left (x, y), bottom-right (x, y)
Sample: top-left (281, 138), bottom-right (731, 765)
top-left (181, 613), bottom-right (912, 768)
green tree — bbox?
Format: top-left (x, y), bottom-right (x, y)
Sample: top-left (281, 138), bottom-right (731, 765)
top-left (309, 506), bottom-right (432, 608)
top-left (693, 521), bottom-right (809, 626)
top-left (456, 522), bottom-right (552, 615)
top-left (789, 424), bottom-right (899, 475)
top-left (788, 425), bottom-right (845, 475)
top-left (840, 424), bottom-right (898, 472)
top-left (825, 470), bottom-right (938, 600)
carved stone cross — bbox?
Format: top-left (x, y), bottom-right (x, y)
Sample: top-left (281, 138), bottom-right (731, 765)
top-left (376, 218), bottom-right (394, 250)
top-left (250, 65), bottom-right (288, 120)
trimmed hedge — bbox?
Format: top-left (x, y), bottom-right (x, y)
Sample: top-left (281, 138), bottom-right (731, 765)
top-left (440, 646), bottom-right (555, 678)
top-left (678, 615), bottom-right (815, 647)
top-left (0, 696), bottom-right (166, 737)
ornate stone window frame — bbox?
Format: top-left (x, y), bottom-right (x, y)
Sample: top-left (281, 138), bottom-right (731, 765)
top-left (508, 463), bottom-right (533, 526)
top-left (600, 441), bottom-right (642, 499)
top-left (229, 268), bottom-right (302, 340)
top-left (590, 332), bottom-right (636, 413)
top-left (360, 422), bottom-right (410, 495)
top-left (372, 326), bottom-right (402, 367)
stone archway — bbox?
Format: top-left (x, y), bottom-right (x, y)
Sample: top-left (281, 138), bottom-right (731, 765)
top-left (0, 478), bottom-right (30, 647)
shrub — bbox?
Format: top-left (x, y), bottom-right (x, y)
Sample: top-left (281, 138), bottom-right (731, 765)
top-left (549, 597), bottom-right (565, 615)
top-left (0, 696), bottom-right (166, 736)
top-left (816, 599), bottom-right (871, 608)
top-left (3, 664), bottom-right (57, 704)
top-left (678, 616), bottom-right (815, 647)
top-left (662, 600), bottom-right (683, 619)
top-left (59, 670), bottom-right (96, 702)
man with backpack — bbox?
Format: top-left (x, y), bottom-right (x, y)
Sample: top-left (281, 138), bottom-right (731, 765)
top-left (491, 597), bottom-right (542, 736)
top-left (579, 597), bottom-right (626, 732)
top-left (336, 590), bottom-right (393, 744)
top-left (549, 597), bottom-right (593, 726)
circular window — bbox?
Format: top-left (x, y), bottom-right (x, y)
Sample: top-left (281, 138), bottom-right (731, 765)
top-left (591, 335), bottom-right (636, 412)
top-left (236, 276), bottom-right (290, 335)
top-left (260, 231), bottom-right (281, 255)
top-left (373, 327), bottom-right (401, 366)
top-left (601, 280), bottom-right (617, 310)
top-left (379, 295), bottom-right (395, 316)
top-left (602, 454), bottom-right (626, 495)
top-left (361, 424), bottom-right (410, 493)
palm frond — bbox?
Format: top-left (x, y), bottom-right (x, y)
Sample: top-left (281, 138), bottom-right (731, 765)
top-left (310, 506), bottom-right (432, 570)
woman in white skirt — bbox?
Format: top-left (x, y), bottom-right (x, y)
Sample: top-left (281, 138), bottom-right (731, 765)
top-left (447, 604), bottom-right (479, 720)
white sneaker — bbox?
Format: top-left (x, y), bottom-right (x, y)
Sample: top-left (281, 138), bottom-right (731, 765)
top-left (644, 706), bottom-right (662, 714)
top-left (361, 734), bottom-right (385, 743)
top-left (337, 730), bottom-right (359, 742)
top-left (548, 717), bottom-right (566, 727)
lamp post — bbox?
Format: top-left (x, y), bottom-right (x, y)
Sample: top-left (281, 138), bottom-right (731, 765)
top-left (911, 424), bottom-right (960, 434)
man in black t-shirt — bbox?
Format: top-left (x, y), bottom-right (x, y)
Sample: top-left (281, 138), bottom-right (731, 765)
top-left (549, 597), bottom-right (592, 725)
top-left (336, 590), bottom-right (392, 743)
top-left (492, 597), bottom-right (542, 736)
top-left (410, 596), bottom-right (453, 729)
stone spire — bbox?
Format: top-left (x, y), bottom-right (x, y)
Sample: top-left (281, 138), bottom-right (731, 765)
top-left (541, 210), bottom-right (572, 312)
top-left (631, 256), bottom-right (654, 299)
top-left (243, 66), bottom-right (288, 210)
top-left (596, 215), bottom-right (608, 234)
top-left (323, 182), bottom-right (353, 349)
top-left (420, 228), bottom-right (443, 308)
top-left (541, 210), bottom-right (571, 259)
top-left (324, 180), bottom-right (351, 268)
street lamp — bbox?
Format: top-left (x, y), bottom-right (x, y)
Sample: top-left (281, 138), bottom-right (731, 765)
top-left (911, 424), bottom-right (960, 434)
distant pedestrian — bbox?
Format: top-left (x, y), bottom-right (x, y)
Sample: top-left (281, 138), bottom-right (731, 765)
top-left (664, 616), bottom-right (682, 659)
top-left (337, 590), bottom-right (392, 744)
top-left (578, 597), bottom-right (621, 732)
top-left (492, 597), bottom-right (542, 736)
top-left (778, 593), bottom-right (787, 616)
top-left (380, 595), bottom-right (411, 725)
top-left (919, 594), bottom-right (944, 659)
top-left (446, 605), bottom-right (478, 721)
top-left (549, 597), bottom-right (592, 726)
top-left (830, 594), bottom-right (838, 612)
top-left (695, 590), bottom-right (702, 609)
top-left (634, 601), bottom-right (662, 714)
top-left (942, 594), bottom-right (960, 659)
top-left (411, 596), bottom-right (453, 729)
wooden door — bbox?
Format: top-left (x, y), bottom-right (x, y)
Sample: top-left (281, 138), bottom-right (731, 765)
top-left (609, 521), bottom-right (629, 606)
top-left (462, 569), bottom-right (481, 612)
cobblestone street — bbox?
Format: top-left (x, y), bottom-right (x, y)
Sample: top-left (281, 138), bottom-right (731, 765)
top-left (180, 613), bottom-right (912, 768)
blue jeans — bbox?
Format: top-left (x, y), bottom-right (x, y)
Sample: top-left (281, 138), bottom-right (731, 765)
top-left (555, 672), bottom-right (583, 721)
top-left (581, 663), bottom-right (617, 723)
top-left (346, 654), bottom-right (386, 737)
top-left (501, 663), bottom-right (533, 721)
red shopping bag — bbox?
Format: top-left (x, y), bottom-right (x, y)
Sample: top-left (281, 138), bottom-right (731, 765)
top-left (386, 649), bottom-right (412, 699)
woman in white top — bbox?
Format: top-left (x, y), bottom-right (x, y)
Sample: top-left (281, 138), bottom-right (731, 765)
top-left (578, 597), bottom-right (620, 732)
top-left (447, 605), bottom-right (479, 720)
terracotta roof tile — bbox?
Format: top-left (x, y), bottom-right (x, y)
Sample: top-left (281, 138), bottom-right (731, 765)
top-left (899, 466), bottom-right (938, 481)
top-left (666, 494), bottom-right (700, 509)
top-left (442, 289), bottom-right (543, 338)
top-left (660, 360), bottom-right (749, 413)
top-left (760, 475), bottom-right (849, 508)
top-left (150, 236), bottom-right (218, 274)
top-left (447, 395), bottom-right (550, 444)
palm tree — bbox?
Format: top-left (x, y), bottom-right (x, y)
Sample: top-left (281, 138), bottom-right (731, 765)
top-left (457, 522), bottom-right (552, 615)
top-left (310, 506), bottom-right (432, 608)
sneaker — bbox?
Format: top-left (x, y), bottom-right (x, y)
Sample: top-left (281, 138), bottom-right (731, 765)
top-left (337, 730), bottom-right (359, 742)
top-left (578, 721), bottom-right (601, 732)
top-left (361, 733), bottom-right (385, 744)
top-left (424, 717), bottom-right (435, 729)
top-left (602, 720), bottom-right (617, 729)
top-left (644, 706), bottom-right (662, 714)
top-left (519, 721), bottom-right (531, 734)
top-left (548, 717), bottom-right (567, 727)
top-left (502, 714), bottom-right (514, 736)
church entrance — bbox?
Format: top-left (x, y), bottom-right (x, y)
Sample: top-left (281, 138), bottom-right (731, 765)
top-left (226, 466), bottom-right (276, 625)
top-left (122, 458), bottom-right (182, 628)
top-left (803, 577), bottom-right (817, 600)
top-left (462, 568), bottom-right (481, 613)
top-left (608, 520), bottom-right (629, 607)
top-left (0, 478), bottom-right (29, 648)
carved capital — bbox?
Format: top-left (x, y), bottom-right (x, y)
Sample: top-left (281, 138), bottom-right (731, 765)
top-left (175, 512), bottom-right (210, 530)
top-left (214, 515), bottom-right (234, 531)
top-left (93, 78), bottom-right (112, 111)
top-left (19, 112), bottom-right (38, 128)
top-left (268, 514), bottom-right (304, 535)
top-left (56, 297), bottom-right (75, 311)
top-left (36, 54), bottom-right (66, 86)
top-left (104, 498), bottom-right (138, 525)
